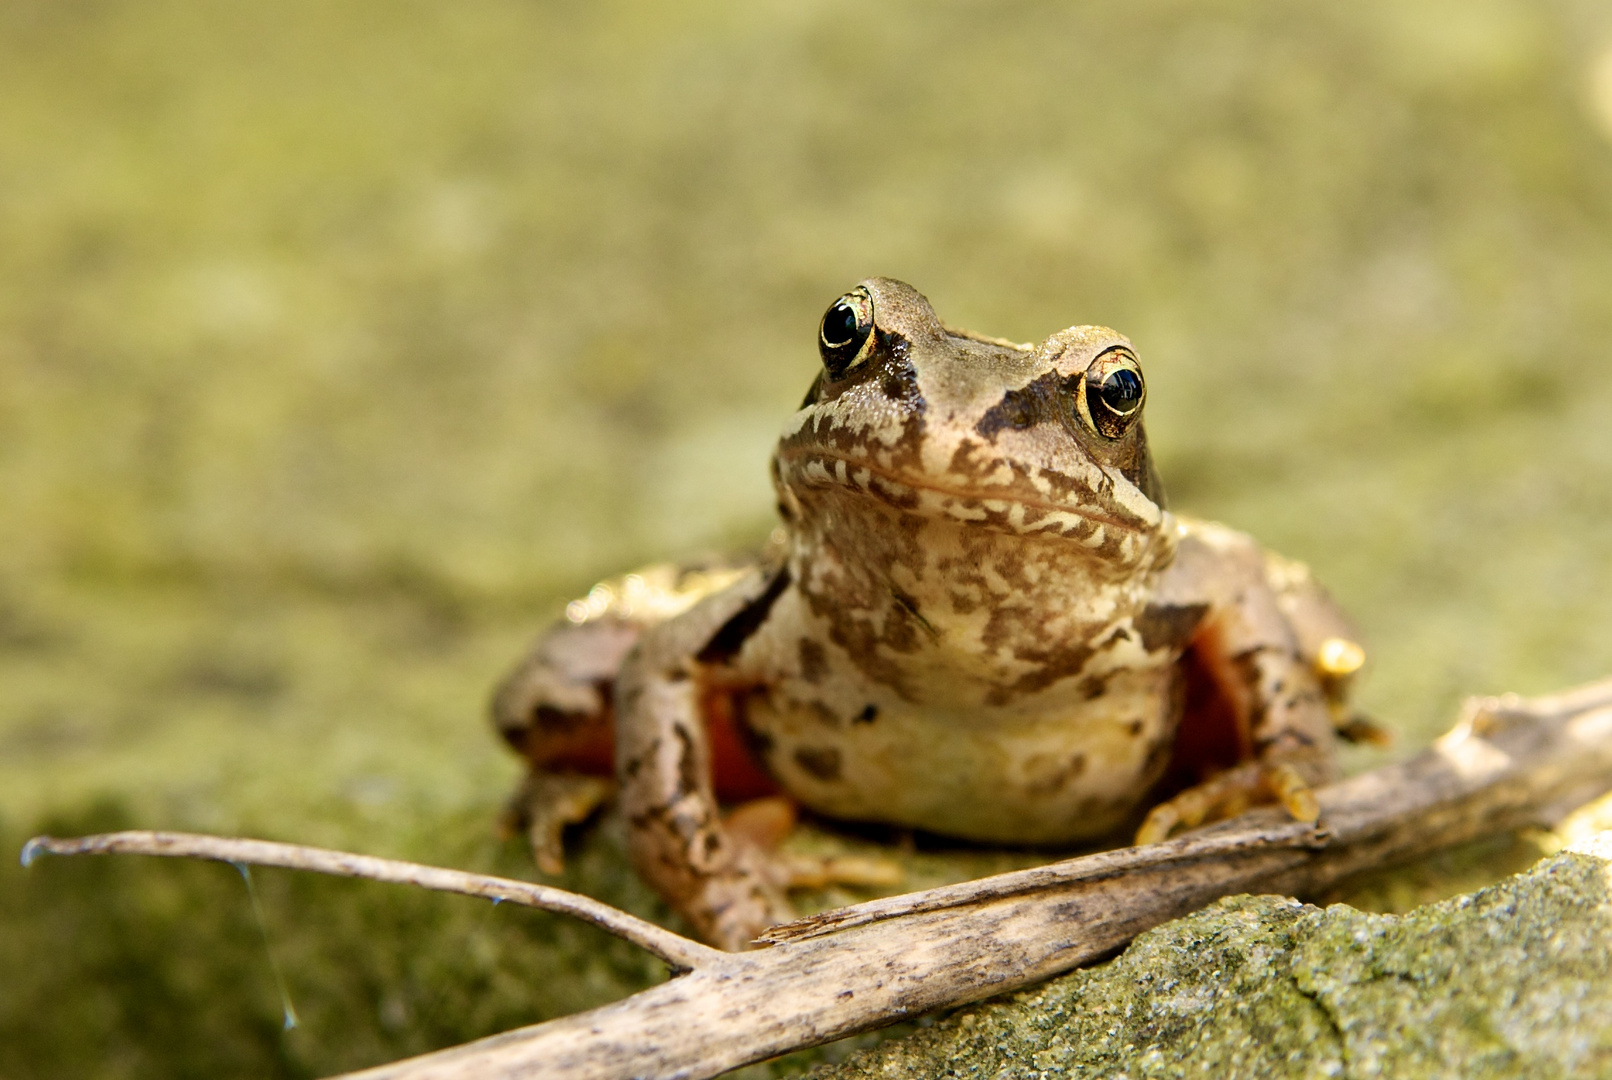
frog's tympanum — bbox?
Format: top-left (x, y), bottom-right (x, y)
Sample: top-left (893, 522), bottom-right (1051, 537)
top-left (493, 279), bottom-right (1370, 950)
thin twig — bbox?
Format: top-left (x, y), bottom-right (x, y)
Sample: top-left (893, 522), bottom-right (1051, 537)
top-left (20, 831), bottom-right (718, 972)
top-left (24, 676), bottom-right (1612, 1080)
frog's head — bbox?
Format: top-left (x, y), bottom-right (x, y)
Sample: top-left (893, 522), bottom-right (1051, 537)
top-left (774, 278), bottom-right (1168, 562)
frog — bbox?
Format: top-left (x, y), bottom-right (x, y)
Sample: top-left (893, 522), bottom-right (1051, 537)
top-left (492, 278), bottom-right (1374, 951)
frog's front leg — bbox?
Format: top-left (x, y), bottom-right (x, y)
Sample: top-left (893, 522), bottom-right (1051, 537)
top-left (1137, 521), bottom-right (1343, 844)
top-left (615, 568), bottom-right (795, 950)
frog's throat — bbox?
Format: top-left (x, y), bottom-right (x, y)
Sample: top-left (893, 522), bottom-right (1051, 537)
top-left (774, 446), bottom-right (1153, 536)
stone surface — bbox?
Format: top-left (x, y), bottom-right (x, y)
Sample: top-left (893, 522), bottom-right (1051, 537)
top-left (809, 835), bottom-right (1612, 1080)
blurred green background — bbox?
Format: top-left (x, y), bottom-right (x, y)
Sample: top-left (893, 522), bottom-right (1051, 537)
top-left (4, 0), bottom-right (1612, 1076)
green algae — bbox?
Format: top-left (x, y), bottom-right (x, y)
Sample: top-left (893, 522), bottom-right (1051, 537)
top-left (813, 846), bottom-right (1612, 1079)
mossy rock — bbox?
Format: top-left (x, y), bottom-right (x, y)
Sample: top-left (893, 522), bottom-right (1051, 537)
top-left (810, 835), bottom-right (1612, 1080)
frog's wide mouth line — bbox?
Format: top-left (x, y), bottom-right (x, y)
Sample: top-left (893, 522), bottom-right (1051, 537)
top-left (775, 446), bottom-right (1147, 534)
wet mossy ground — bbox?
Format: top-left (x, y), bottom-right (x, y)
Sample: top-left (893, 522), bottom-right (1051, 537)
top-left (6, 1), bottom-right (1612, 1076)
top-left (1, 803), bottom-right (672, 1079)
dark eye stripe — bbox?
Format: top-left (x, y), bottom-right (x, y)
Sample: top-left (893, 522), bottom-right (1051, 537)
top-left (975, 371), bottom-right (1061, 439)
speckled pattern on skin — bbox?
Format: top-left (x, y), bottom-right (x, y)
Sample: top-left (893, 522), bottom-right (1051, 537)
top-left (494, 278), bottom-right (1365, 949)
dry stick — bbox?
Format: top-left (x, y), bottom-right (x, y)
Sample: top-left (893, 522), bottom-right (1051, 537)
top-left (20, 832), bottom-right (719, 974)
top-left (25, 677), bottom-right (1612, 1080)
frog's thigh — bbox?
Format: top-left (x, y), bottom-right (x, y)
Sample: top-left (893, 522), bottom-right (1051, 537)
top-left (1261, 552), bottom-right (1356, 662)
top-left (491, 616), bottom-right (637, 764)
top-left (615, 571), bottom-right (794, 951)
top-left (491, 617), bottom-right (637, 872)
top-left (1261, 552), bottom-right (1376, 737)
top-left (493, 559), bottom-right (764, 761)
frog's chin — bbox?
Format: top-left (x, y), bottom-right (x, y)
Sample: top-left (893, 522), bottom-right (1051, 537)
top-left (777, 448), bottom-right (1157, 541)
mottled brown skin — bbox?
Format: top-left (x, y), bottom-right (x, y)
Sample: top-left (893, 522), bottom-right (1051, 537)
top-left (493, 279), bottom-right (1362, 950)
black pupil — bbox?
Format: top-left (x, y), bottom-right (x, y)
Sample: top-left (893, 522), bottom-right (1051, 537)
top-left (822, 301), bottom-right (859, 347)
top-left (1099, 368), bottom-right (1142, 414)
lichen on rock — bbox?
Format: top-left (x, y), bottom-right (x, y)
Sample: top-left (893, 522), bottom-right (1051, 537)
top-left (809, 834), bottom-right (1612, 1080)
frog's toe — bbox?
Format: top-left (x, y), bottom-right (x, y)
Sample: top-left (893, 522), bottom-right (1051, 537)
top-left (1266, 761), bottom-right (1320, 824)
top-left (723, 795), bottom-right (800, 851)
top-left (723, 796), bottom-right (904, 892)
top-left (1135, 760), bottom-right (1321, 845)
top-left (772, 851), bottom-right (905, 891)
top-left (1134, 804), bottom-right (1180, 847)
top-left (1334, 711), bottom-right (1394, 747)
top-left (502, 772), bottom-right (614, 876)
top-left (1134, 766), bottom-right (1246, 845)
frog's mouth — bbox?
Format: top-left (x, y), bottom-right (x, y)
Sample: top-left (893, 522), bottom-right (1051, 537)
top-left (775, 446), bottom-right (1155, 538)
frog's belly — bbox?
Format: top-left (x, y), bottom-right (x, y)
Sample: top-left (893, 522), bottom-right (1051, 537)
top-left (744, 667), bottom-right (1179, 845)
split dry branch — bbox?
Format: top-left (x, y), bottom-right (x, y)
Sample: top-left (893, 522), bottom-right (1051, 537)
top-left (26, 677), bottom-right (1612, 1080)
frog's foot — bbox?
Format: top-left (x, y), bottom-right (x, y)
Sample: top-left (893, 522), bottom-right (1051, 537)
top-left (724, 795), bottom-right (801, 850)
top-left (771, 851), bottom-right (906, 891)
top-left (698, 850), bottom-right (797, 951)
top-left (1135, 761), bottom-right (1320, 845)
top-left (724, 796), bottom-right (904, 892)
top-left (1334, 711), bottom-right (1394, 747)
top-left (500, 771), bottom-right (614, 876)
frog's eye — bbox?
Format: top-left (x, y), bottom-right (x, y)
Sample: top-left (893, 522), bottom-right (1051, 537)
top-left (1076, 347), bottom-right (1146, 439)
top-left (818, 287), bottom-right (876, 378)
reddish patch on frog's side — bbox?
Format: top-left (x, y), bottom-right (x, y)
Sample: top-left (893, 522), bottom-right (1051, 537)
top-left (523, 705), bottom-right (616, 776)
top-left (1158, 628), bottom-right (1255, 794)
top-left (523, 691), bottom-right (779, 804)
top-left (703, 689), bottom-right (783, 801)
